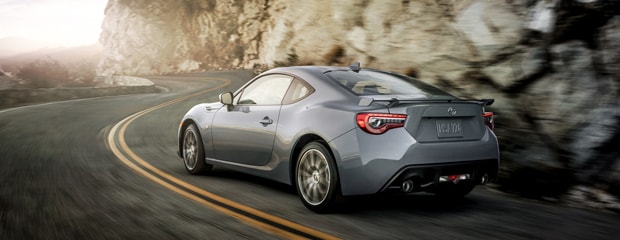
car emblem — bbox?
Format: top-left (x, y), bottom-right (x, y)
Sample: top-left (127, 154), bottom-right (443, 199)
top-left (448, 107), bottom-right (457, 116)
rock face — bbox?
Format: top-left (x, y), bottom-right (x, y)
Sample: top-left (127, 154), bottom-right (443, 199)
top-left (98, 0), bottom-right (620, 204)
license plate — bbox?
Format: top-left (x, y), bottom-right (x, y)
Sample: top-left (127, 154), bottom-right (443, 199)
top-left (436, 119), bottom-right (463, 138)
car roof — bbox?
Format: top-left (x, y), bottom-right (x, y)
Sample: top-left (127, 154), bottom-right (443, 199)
top-left (260, 65), bottom-right (456, 101)
top-left (261, 65), bottom-right (382, 86)
top-left (263, 65), bottom-right (347, 76)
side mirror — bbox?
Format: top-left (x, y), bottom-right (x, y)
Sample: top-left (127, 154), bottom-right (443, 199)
top-left (219, 92), bottom-right (233, 105)
top-left (219, 92), bottom-right (233, 110)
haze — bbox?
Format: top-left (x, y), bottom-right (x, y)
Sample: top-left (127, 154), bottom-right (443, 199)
top-left (0, 0), bottom-right (107, 56)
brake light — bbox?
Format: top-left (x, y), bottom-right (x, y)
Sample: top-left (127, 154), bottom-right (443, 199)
top-left (356, 113), bottom-right (407, 134)
top-left (483, 112), bottom-right (494, 130)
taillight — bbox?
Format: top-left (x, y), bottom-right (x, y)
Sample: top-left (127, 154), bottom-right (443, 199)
top-left (483, 112), bottom-right (494, 130)
top-left (356, 113), bottom-right (407, 134)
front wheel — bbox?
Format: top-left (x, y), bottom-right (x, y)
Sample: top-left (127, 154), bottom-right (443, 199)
top-left (182, 124), bottom-right (212, 175)
top-left (295, 141), bottom-right (340, 213)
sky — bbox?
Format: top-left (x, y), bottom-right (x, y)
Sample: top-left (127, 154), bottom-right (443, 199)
top-left (0, 0), bottom-right (107, 48)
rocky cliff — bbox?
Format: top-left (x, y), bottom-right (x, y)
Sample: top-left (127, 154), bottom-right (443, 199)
top-left (98, 0), bottom-right (620, 209)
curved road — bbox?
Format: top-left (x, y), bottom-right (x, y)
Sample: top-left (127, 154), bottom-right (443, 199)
top-left (1, 71), bottom-right (619, 239)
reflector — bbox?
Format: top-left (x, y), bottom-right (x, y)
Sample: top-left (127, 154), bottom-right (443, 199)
top-left (483, 112), bottom-right (494, 130)
top-left (439, 174), bottom-right (470, 184)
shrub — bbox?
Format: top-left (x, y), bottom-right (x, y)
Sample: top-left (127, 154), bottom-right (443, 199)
top-left (18, 58), bottom-right (70, 88)
top-left (66, 60), bottom-right (97, 87)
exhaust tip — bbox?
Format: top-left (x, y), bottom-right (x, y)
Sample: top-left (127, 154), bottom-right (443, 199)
top-left (401, 179), bottom-right (414, 193)
top-left (480, 173), bottom-right (489, 185)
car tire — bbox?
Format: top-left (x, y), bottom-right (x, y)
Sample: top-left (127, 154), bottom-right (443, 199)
top-left (182, 124), bottom-right (213, 175)
top-left (295, 141), bottom-right (340, 213)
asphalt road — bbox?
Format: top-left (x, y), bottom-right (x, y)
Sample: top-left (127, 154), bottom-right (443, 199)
top-left (1, 71), bottom-right (619, 240)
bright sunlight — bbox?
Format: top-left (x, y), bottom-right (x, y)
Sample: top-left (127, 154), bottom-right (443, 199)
top-left (0, 0), bottom-right (107, 48)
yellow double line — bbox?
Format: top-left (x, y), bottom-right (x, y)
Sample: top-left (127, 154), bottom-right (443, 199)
top-left (106, 78), bottom-right (340, 240)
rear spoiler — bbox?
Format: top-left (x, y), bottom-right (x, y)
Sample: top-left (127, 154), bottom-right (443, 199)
top-left (480, 98), bottom-right (494, 106)
top-left (358, 98), bottom-right (494, 107)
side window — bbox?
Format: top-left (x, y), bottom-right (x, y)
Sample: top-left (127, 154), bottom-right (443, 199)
top-left (282, 78), bottom-right (314, 105)
top-left (237, 74), bottom-right (293, 105)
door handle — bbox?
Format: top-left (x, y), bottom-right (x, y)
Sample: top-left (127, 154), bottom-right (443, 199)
top-left (259, 116), bottom-right (273, 126)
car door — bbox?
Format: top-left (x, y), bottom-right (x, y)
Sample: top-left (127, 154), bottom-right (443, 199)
top-left (210, 74), bottom-right (293, 166)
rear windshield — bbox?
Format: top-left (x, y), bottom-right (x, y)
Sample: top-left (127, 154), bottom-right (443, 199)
top-left (324, 69), bottom-right (455, 99)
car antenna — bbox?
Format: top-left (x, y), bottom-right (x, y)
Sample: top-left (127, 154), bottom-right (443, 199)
top-left (349, 62), bottom-right (361, 73)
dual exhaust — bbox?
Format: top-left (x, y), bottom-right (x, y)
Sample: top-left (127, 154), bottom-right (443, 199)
top-left (399, 173), bottom-right (489, 193)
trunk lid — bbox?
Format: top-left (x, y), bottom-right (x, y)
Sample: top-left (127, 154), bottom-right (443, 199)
top-left (394, 102), bottom-right (486, 142)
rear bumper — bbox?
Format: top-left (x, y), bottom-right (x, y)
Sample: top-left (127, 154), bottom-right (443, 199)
top-left (380, 159), bottom-right (498, 193)
top-left (329, 128), bottom-right (500, 196)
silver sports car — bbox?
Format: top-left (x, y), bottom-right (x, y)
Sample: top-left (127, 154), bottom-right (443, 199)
top-left (177, 63), bottom-right (499, 212)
